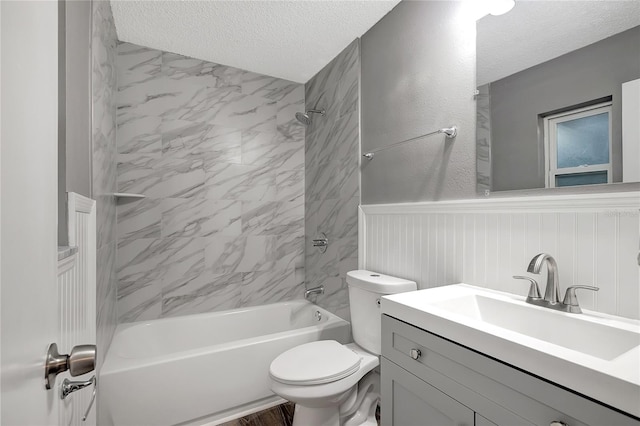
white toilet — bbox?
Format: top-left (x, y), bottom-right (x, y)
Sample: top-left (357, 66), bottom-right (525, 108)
top-left (269, 270), bottom-right (417, 426)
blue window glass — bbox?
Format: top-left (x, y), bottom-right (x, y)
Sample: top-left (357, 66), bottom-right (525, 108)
top-left (556, 112), bottom-right (609, 168)
top-left (555, 171), bottom-right (608, 187)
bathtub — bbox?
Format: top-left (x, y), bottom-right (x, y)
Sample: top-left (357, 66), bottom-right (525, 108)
top-left (100, 300), bottom-right (351, 426)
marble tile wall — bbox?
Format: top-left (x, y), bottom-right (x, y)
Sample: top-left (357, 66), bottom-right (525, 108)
top-left (476, 83), bottom-right (491, 194)
top-left (115, 42), bottom-right (305, 322)
top-left (305, 40), bottom-right (361, 321)
top-left (92, 0), bottom-right (118, 372)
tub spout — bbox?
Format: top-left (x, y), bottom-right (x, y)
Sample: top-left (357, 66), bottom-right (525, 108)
top-left (304, 286), bottom-right (324, 300)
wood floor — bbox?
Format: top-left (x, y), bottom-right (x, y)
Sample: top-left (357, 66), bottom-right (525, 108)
top-left (219, 402), bottom-right (381, 426)
top-left (219, 402), bottom-right (295, 426)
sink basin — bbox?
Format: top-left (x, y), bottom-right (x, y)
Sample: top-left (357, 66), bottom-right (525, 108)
top-left (381, 283), bottom-right (640, 417)
top-left (431, 294), bottom-right (639, 361)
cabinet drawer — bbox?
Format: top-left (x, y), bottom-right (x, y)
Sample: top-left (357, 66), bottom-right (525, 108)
top-left (382, 315), bottom-right (637, 426)
top-left (381, 357), bottom-right (475, 426)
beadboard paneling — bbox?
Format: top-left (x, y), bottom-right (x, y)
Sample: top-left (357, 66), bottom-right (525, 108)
top-left (361, 192), bottom-right (640, 320)
top-left (58, 193), bottom-right (97, 425)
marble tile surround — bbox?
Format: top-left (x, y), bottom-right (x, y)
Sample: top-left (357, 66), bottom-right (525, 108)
top-left (116, 42), bottom-right (305, 322)
top-left (305, 40), bottom-right (360, 321)
top-left (476, 83), bottom-right (491, 194)
top-left (92, 0), bottom-right (118, 374)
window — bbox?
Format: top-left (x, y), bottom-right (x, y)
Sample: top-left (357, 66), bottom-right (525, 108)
top-left (543, 102), bottom-right (612, 188)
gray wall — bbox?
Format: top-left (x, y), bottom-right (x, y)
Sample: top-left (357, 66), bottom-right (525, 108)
top-left (92, 0), bottom-right (118, 379)
top-left (490, 26), bottom-right (640, 191)
top-left (305, 40), bottom-right (360, 321)
top-left (360, 1), bottom-right (477, 204)
top-left (115, 42), bottom-right (305, 322)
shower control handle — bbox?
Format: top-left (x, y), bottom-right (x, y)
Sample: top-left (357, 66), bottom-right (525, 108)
top-left (45, 343), bottom-right (97, 389)
top-left (312, 233), bottom-right (329, 253)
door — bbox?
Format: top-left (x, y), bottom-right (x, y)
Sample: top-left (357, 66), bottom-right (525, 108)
top-left (1, 1), bottom-right (61, 424)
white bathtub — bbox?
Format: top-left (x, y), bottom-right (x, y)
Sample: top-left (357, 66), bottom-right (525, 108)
top-left (99, 300), bottom-right (351, 426)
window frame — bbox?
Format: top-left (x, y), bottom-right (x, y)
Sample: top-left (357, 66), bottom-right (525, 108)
top-left (543, 101), bottom-right (613, 188)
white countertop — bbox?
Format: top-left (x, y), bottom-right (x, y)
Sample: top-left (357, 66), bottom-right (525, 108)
top-left (381, 284), bottom-right (640, 418)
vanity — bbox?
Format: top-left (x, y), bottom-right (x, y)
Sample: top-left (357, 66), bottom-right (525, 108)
top-left (379, 285), bottom-right (640, 426)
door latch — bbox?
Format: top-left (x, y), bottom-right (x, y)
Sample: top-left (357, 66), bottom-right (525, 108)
top-left (44, 343), bottom-right (96, 389)
top-left (61, 375), bottom-right (97, 421)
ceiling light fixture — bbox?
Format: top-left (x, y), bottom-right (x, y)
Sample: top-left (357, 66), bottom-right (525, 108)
top-left (471, 0), bottom-right (516, 21)
top-left (489, 0), bottom-right (516, 16)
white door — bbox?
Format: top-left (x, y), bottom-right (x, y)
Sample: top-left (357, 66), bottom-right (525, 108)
top-left (1, 1), bottom-right (61, 424)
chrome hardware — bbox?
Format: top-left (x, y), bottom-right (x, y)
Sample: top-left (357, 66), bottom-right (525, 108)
top-left (82, 380), bottom-right (97, 422)
top-left (410, 348), bottom-right (422, 360)
top-left (304, 286), bottom-right (324, 300)
top-left (512, 275), bottom-right (542, 302)
top-left (363, 126), bottom-right (457, 160)
top-left (61, 375), bottom-right (97, 422)
top-left (562, 285), bottom-right (599, 314)
top-left (315, 310), bottom-right (322, 321)
top-left (550, 421), bottom-right (569, 426)
top-left (519, 254), bottom-right (599, 314)
top-left (527, 253), bottom-right (561, 305)
top-left (312, 238), bottom-right (328, 247)
top-left (295, 109), bottom-right (325, 126)
top-left (61, 375), bottom-right (94, 399)
top-left (45, 343), bottom-right (96, 389)
top-left (312, 233), bottom-right (329, 253)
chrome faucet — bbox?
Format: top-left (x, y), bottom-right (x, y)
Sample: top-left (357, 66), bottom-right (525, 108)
top-left (513, 253), bottom-right (599, 314)
top-left (527, 253), bottom-right (560, 305)
top-left (304, 286), bottom-right (324, 300)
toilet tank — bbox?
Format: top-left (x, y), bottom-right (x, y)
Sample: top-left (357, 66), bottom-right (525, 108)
top-left (346, 270), bottom-right (417, 355)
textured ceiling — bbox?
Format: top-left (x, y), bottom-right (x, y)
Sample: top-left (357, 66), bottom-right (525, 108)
top-left (110, 0), bottom-right (400, 83)
top-left (477, 1), bottom-right (640, 86)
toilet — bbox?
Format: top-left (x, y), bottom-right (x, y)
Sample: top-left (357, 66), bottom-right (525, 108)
top-left (269, 270), bottom-right (417, 426)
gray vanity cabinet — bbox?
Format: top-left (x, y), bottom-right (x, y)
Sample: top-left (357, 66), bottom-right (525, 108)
top-left (381, 357), bottom-right (474, 426)
top-left (381, 315), bottom-right (639, 426)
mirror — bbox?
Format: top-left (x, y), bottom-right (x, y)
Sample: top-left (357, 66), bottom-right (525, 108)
top-left (476, 1), bottom-right (640, 193)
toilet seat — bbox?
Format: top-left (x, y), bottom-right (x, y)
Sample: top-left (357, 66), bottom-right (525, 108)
top-left (270, 340), bottom-right (361, 385)
top-left (270, 343), bottom-right (379, 410)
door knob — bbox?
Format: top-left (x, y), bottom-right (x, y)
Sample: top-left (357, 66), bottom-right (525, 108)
top-left (44, 343), bottom-right (96, 389)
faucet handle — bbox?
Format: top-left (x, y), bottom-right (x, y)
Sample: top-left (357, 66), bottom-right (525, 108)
top-left (562, 285), bottom-right (599, 313)
top-left (513, 276), bottom-right (542, 301)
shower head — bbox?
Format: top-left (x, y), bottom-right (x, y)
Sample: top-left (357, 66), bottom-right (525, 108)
top-left (295, 109), bottom-right (325, 126)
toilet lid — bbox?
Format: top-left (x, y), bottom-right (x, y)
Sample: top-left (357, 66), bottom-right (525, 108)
top-left (269, 340), bottom-right (362, 385)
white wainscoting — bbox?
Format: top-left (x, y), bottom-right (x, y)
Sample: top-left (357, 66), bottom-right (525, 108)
top-left (58, 193), bottom-right (97, 426)
top-left (360, 192), bottom-right (640, 320)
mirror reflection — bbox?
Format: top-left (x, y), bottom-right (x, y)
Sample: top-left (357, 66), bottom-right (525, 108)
top-left (476, 1), bottom-right (640, 193)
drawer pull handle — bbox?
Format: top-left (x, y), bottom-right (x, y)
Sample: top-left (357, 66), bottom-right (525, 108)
top-left (550, 422), bottom-right (569, 426)
top-left (409, 348), bottom-right (421, 360)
